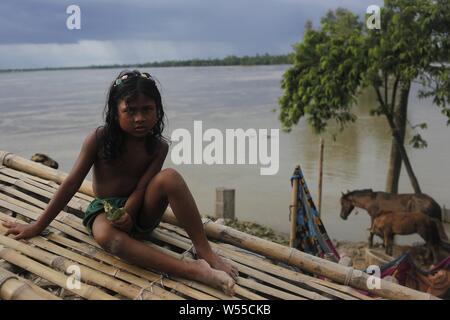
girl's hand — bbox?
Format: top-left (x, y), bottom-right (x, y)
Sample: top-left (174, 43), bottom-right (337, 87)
top-left (111, 212), bottom-right (133, 233)
top-left (2, 221), bottom-right (43, 240)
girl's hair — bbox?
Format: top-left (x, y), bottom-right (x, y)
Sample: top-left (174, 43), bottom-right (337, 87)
top-left (98, 69), bottom-right (167, 161)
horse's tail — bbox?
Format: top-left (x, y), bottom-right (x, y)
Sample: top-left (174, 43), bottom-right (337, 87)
top-left (430, 217), bottom-right (449, 242)
top-left (429, 219), bottom-right (442, 247)
top-left (424, 197), bottom-right (442, 220)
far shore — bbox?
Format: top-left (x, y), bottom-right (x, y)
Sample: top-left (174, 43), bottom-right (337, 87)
top-left (0, 53), bottom-right (292, 74)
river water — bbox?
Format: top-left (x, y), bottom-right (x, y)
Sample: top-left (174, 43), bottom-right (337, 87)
top-left (0, 65), bottom-right (448, 242)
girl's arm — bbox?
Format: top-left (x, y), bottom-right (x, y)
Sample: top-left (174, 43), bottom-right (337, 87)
top-left (124, 140), bottom-right (169, 219)
top-left (33, 130), bottom-right (99, 232)
top-left (3, 130), bottom-right (98, 239)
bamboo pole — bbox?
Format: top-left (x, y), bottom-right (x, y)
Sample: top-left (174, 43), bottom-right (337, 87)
top-left (289, 166), bottom-right (300, 247)
top-left (161, 211), bottom-right (439, 300)
top-left (142, 239), bottom-right (266, 300)
top-left (44, 233), bottom-right (216, 300)
top-left (0, 151), bottom-right (93, 196)
top-left (0, 246), bottom-right (116, 300)
top-left (0, 266), bottom-right (57, 300)
top-left (317, 138), bottom-right (324, 216)
top-left (0, 266), bottom-right (61, 300)
top-left (0, 173), bottom-right (88, 217)
top-left (0, 197), bottom-right (99, 248)
top-left (158, 222), bottom-right (362, 300)
top-left (0, 214), bottom-right (208, 300)
top-left (0, 165), bottom-right (93, 202)
top-left (151, 228), bottom-right (329, 300)
top-left (0, 228), bottom-right (166, 300)
top-left (0, 231), bottom-right (166, 300)
top-left (0, 184), bottom-right (88, 233)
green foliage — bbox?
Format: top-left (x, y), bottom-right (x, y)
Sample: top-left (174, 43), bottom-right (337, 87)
top-left (279, 0), bottom-right (450, 147)
top-left (412, 122), bottom-right (428, 130)
top-left (279, 8), bottom-right (364, 133)
top-left (410, 134), bottom-right (428, 149)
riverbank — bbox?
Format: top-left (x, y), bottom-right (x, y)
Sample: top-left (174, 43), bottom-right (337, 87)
top-left (0, 54), bottom-right (292, 73)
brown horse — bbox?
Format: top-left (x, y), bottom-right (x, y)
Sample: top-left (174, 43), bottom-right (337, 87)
top-left (371, 211), bottom-right (441, 263)
top-left (339, 189), bottom-right (447, 247)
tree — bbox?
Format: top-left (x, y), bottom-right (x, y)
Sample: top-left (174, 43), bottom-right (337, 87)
top-left (279, 0), bottom-right (450, 194)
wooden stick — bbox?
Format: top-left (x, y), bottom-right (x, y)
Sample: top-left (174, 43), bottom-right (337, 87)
top-left (290, 166), bottom-right (300, 247)
top-left (317, 138), bottom-right (324, 216)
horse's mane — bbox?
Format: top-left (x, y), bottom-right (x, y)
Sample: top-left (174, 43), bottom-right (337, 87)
top-left (342, 189), bottom-right (374, 198)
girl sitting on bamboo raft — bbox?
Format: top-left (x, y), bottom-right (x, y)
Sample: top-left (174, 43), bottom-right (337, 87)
top-left (2, 70), bottom-right (238, 296)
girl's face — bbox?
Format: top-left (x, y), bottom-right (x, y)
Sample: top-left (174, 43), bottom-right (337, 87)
top-left (117, 94), bottom-right (158, 139)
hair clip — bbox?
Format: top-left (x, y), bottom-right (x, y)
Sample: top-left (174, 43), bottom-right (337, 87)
top-left (114, 72), bottom-right (151, 87)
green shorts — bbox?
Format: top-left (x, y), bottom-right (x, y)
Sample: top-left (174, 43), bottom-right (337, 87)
top-left (83, 197), bottom-right (160, 237)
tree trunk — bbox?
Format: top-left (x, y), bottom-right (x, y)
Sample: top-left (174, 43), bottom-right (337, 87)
top-left (385, 86), bottom-right (409, 193)
top-left (374, 83), bottom-right (422, 194)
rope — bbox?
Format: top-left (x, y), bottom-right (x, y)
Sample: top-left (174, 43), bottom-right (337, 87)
top-left (180, 244), bottom-right (195, 261)
top-left (112, 269), bottom-right (120, 278)
top-left (134, 275), bottom-right (166, 300)
top-left (202, 218), bottom-right (212, 226)
top-left (286, 247), bottom-right (296, 265)
top-left (344, 267), bottom-right (354, 286)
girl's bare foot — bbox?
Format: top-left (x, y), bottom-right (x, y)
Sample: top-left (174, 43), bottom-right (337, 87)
top-left (198, 251), bottom-right (239, 280)
top-left (191, 259), bottom-right (235, 296)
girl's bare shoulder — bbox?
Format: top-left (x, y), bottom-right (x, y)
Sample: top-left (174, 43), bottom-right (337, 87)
top-left (81, 127), bottom-right (104, 160)
top-left (156, 137), bottom-right (169, 153)
top-left (151, 138), bottom-right (169, 162)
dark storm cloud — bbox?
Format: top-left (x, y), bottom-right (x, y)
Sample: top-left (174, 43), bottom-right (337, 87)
top-left (0, 0), bottom-right (383, 68)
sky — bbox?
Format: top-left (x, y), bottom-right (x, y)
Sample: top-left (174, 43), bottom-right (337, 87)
top-left (0, 0), bottom-right (383, 69)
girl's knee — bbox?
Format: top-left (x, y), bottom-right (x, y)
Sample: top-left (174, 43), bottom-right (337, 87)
top-left (93, 228), bottom-right (126, 255)
top-left (154, 168), bottom-right (185, 192)
top-left (161, 168), bottom-right (182, 180)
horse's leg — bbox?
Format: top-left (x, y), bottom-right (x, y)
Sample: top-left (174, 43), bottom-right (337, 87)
top-left (383, 231), bottom-right (389, 255)
top-left (385, 231), bottom-right (394, 256)
top-left (368, 217), bottom-right (375, 248)
top-left (389, 234), bottom-right (395, 256)
top-left (368, 231), bottom-right (374, 248)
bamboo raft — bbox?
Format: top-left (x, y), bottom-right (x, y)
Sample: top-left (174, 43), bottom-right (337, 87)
top-left (0, 150), bottom-right (439, 300)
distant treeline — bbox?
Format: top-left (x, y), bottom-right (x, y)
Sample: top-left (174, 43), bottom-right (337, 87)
top-left (0, 53), bottom-right (293, 73)
top-left (135, 53), bottom-right (292, 67)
